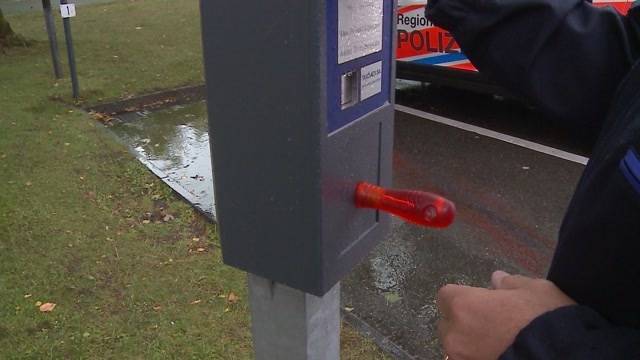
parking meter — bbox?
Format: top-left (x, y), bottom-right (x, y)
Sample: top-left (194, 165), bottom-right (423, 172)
top-left (200, 0), bottom-right (396, 296)
top-left (201, 0), bottom-right (455, 299)
top-left (200, 3), bottom-right (456, 358)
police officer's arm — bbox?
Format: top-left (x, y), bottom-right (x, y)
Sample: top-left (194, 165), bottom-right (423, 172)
top-left (502, 305), bottom-right (640, 359)
top-left (426, 0), bottom-right (640, 138)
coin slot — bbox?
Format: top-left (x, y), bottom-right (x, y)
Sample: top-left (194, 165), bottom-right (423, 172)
top-left (340, 71), bottom-right (359, 110)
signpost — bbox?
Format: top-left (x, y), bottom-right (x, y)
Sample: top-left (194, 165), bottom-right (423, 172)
top-left (60, 0), bottom-right (79, 99)
top-left (41, 0), bottom-right (62, 79)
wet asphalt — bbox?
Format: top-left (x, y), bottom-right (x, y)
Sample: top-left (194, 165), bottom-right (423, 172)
top-left (344, 97), bottom-right (584, 358)
top-left (106, 82), bottom-right (588, 359)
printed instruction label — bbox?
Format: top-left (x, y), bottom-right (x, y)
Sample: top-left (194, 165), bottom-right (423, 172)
top-left (338, 0), bottom-right (383, 64)
top-left (60, 4), bottom-right (76, 18)
top-left (360, 61), bottom-right (383, 100)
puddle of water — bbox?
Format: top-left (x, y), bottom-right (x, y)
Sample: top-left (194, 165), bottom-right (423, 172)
top-left (108, 101), bottom-right (215, 219)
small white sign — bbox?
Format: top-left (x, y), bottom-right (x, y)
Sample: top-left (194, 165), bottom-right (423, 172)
top-left (60, 4), bottom-right (76, 18)
top-left (360, 61), bottom-right (383, 100)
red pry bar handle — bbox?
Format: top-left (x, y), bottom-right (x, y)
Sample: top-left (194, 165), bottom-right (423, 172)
top-left (355, 182), bottom-right (456, 228)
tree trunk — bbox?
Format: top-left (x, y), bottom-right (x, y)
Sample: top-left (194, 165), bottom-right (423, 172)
top-left (0, 7), bottom-right (28, 49)
top-left (0, 8), bottom-right (15, 39)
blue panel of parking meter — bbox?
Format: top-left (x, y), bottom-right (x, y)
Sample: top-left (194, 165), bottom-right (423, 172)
top-left (200, 0), bottom-right (396, 295)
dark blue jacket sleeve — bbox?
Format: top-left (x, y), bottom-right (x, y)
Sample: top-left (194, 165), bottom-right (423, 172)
top-left (500, 305), bottom-right (640, 359)
top-left (426, 0), bottom-right (640, 139)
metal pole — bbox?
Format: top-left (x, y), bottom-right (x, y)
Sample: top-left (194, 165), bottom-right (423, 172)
top-left (60, 0), bottom-right (79, 99)
top-left (248, 274), bottom-right (341, 360)
top-left (42, 0), bottom-right (62, 79)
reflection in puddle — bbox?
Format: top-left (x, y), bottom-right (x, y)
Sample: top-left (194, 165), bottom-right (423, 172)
top-left (108, 101), bottom-right (215, 218)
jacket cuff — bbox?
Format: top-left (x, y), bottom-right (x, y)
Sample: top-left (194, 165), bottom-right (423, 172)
top-left (500, 305), bottom-right (611, 359)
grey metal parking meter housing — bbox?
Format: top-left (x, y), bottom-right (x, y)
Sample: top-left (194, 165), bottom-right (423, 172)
top-left (201, 0), bottom-right (396, 296)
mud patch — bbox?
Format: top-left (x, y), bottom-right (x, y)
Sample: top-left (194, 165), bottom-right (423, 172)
top-left (190, 214), bottom-right (208, 239)
top-left (153, 233), bottom-right (182, 246)
top-left (142, 200), bottom-right (173, 223)
top-left (87, 85), bottom-right (204, 118)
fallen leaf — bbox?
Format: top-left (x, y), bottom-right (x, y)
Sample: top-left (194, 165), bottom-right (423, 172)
top-left (135, 26), bottom-right (143, 30)
top-left (153, 305), bottom-right (162, 311)
top-left (217, 294), bottom-right (227, 299)
top-left (192, 237), bottom-right (200, 242)
top-left (142, 220), bottom-right (151, 224)
top-left (163, 214), bottom-right (174, 222)
top-left (227, 292), bottom-right (240, 304)
top-left (25, 181), bottom-right (32, 186)
top-left (196, 248), bottom-right (206, 253)
top-left (35, 301), bottom-right (42, 307)
top-left (224, 308), bottom-right (231, 313)
top-left (383, 292), bottom-right (402, 304)
top-left (39, 303), bottom-right (56, 312)
top-left (24, 294), bottom-right (32, 299)
top-left (83, 332), bottom-right (90, 338)
top-left (90, 111), bottom-right (115, 124)
top-left (344, 307), bottom-right (354, 312)
top-left (190, 300), bottom-right (202, 305)
top-left (64, 143), bottom-right (70, 146)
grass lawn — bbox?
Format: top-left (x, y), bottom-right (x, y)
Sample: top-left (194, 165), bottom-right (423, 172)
top-left (0, 0), bottom-right (388, 358)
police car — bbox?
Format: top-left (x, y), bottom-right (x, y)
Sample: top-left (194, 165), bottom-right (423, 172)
top-left (396, 0), bottom-right (634, 92)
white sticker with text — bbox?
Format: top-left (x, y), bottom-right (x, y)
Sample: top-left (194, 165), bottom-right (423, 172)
top-left (360, 61), bottom-right (383, 100)
top-left (338, 0), bottom-right (383, 64)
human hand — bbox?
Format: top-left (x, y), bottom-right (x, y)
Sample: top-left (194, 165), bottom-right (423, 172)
top-left (437, 271), bottom-right (576, 360)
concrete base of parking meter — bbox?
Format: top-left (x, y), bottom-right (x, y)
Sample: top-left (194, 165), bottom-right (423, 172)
top-left (248, 274), bottom-right (340, 360)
